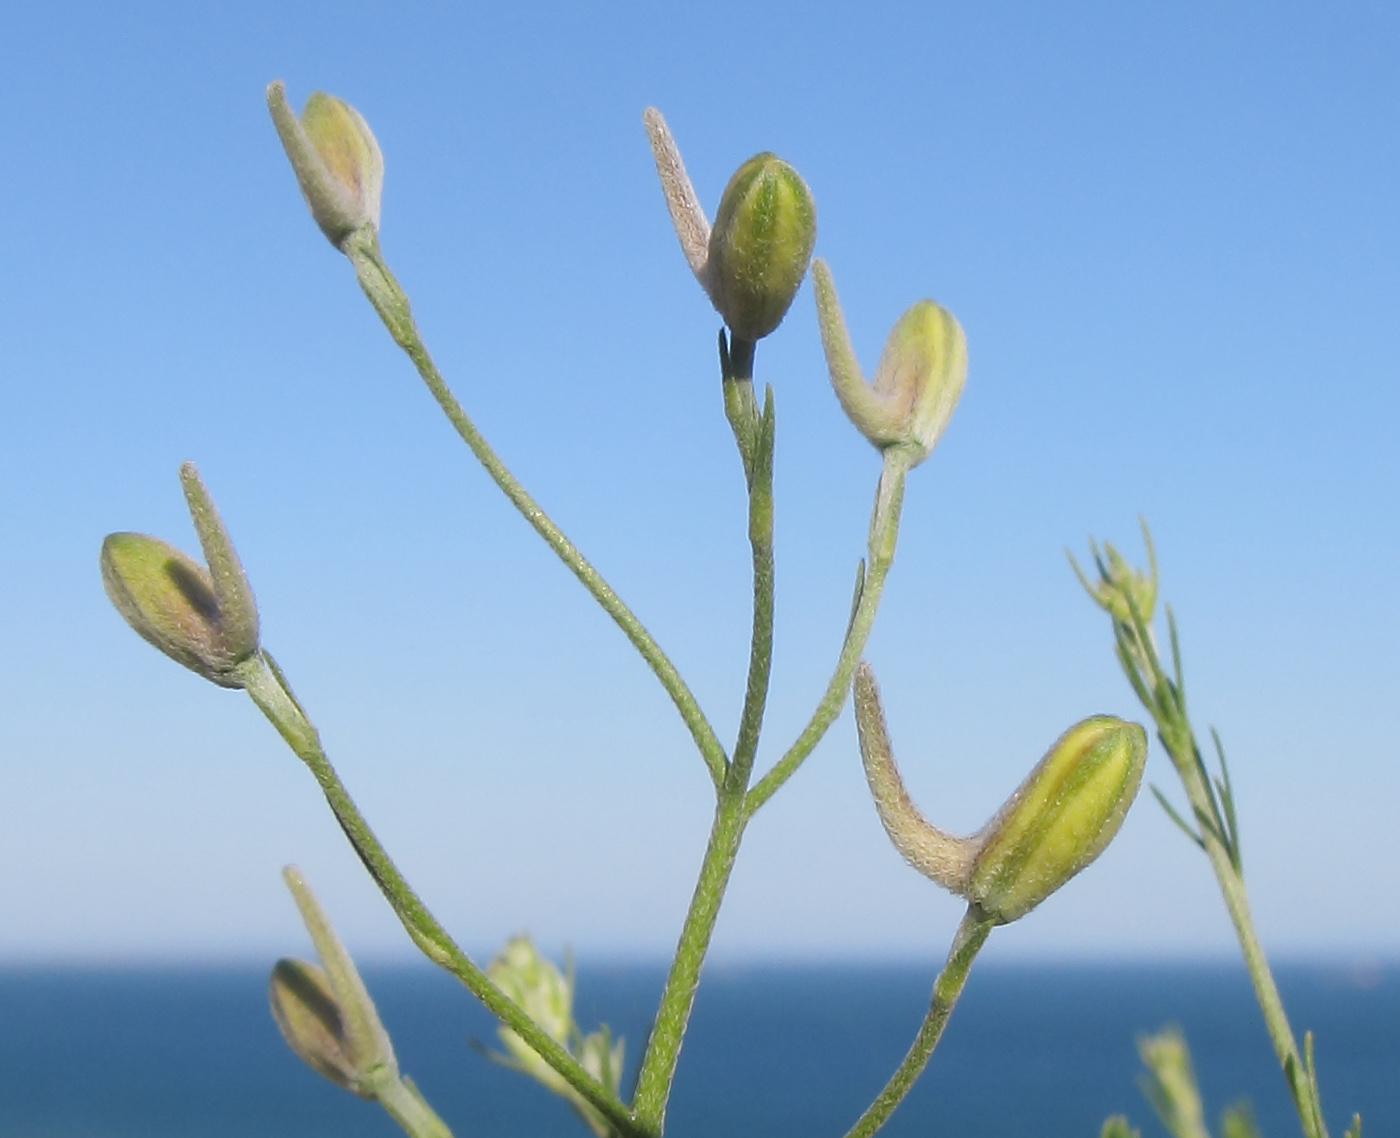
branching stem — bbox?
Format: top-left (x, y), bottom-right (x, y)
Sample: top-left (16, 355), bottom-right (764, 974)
top-left (241, 653), bottom-right (643, 1138)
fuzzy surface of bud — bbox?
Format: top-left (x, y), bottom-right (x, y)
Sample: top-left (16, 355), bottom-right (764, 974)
top-left (100, 533), bottom-right (256, 688)
top-left (271, 868), bottom-right (399, 1099)
top-left (101, 463), bottom-right (259, 688)
top-left (268, 81), bottom-right (383, 249)
top-left (815, 259), bottom-right (966, 466)
top-left (707, 152), bottom-right (816, 341)
top-left (269, 958), bottom-right (380, 1097)
top-left (968, 716), bottom-right (1146, 922)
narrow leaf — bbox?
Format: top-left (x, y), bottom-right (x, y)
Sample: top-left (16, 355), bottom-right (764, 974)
top-left (1151, 785), bottom-right (1204, 849)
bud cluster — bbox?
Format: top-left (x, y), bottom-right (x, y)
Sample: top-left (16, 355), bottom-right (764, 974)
top-left (487, 936), bottom-right (625, 1138)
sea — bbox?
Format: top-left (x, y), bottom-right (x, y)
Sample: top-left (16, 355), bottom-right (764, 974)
top-left (1, 961), bottom-right (1395, 1138)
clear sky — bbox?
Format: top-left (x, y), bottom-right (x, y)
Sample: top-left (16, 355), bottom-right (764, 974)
top-left (1, 0), bottom-right (1397, 966)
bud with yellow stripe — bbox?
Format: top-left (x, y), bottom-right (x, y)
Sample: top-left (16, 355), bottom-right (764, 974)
top-left (854, 661), bottom-right (1145, 923)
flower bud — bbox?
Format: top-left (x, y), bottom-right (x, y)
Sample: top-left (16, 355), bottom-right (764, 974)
top-left (707, 153), bottom-right (816, 341)
top-left (815, 259), bottom-right (966, 466)
top-left (272, 867), bottom-right (398, 1098)
top-left (577, 1028), bottom-right (625, 1095)
top-left (1071, 523), bottom-right (1159, 628)
top-left (575, 1028), bottom-right (627, 1138)
top-left (1136, 1027), bottom-right (1207, 1138)
top-left (100, 463), bottom-right (259, 688)
top-left (967, 716), bottom-right (1146, 922)
top-left (270, 958), bottom-right (377, 1096)
top-left (855, 663), bottom-right (1145, 924)
top-left (487, 935), bottom-right (574, 1095)
top-left (268, 80), bottom-right (384, 249)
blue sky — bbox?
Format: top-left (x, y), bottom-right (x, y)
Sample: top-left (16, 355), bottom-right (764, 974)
top-left (1, 0), bottom-right (1397, 965)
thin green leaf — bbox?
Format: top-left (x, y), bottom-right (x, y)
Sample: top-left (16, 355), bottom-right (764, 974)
top-left (1116, 637), bottom-right (1156, 714)
top-left (846, 560), bottom-right (866, 632)
top-left (1192, 801), bottom-right (1231, 853)
top-left (1152, 785), bottom-right (1204, 849)
top-left (1067, 548), bottom-right (1097, 601)
top-left (1304, 1032), bottom-right (1328, 1138)
top-left (1212, 728), bottom-right (1242, 872)
top-left (1166, 606), bottom-right (1187, 713)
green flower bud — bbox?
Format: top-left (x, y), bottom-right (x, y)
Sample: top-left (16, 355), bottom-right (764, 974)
top-left (268, 80), bottom-right (384, 249)
top-left (1071, 522), bottom-right (1159, 628)
top-left (967, 715), bottom-right (1146, 922)
top-left (269, 958), bottom-right (377, 1096)
top-left (575, 1028), bottom-right (627, 1138)
top-left (271, 868), bottom-right (398, 1098)
top-left (100, 463), bottom-right (259, 688)
top-left (486, 935), bottom-right (574, 1095)
top-left (814, 259), bottom-right (966, 466)
top-left (577, 1027), bottom-right (625, 1096)
top-left (855, 662), bottom-right (1145, 924)
top-left (484, 936), bottom-right (625, 1138)
top-left (643, 109), bottom-right (815, 343)
top-left (707, 153), bottom-right (816, 341)
top-left (1136, 1027), bottom-right (1208, 1138)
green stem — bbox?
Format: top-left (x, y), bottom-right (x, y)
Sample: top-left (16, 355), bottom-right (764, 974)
top-left (729, 383), bottom-right (776, 792)
top-left (747, 452), bottom-right (909, 815)
top-left (374, 1075), bottom-right (456, 1138)
top-left (629, 359), bottom-right (776, 1130)
top-left (630, 791), bottom-right (748, 1133)
top-left (342, 226), bottom-right (728, 789)
top-left (1124, 616), bottom-right (1328, 1138)
top-left (240, 653), bottom-right (641, 1138)
top-left (843, 906), bottom-right (995, 1138)
top-left (1162, 728), bottom-right (1327, 1138)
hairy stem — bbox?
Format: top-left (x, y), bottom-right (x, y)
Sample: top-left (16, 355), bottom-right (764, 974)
top-left (630, 791), bottom-right (748, 1133)
top-left (747, 451), bottom-right (909, 814)
top-left (729, 383), bottom-right (776, 791)
top-left (843, 906), bottom-right (995, 1138)
top-left (1161, 725), bottom-right (1326, 1138)
top-left (374, 1075), bottom-right (455, 1138)
top-left (241, 653), bottom-right (641, 1138)
top-left (1119, 608), bottom-right (1329, 1138)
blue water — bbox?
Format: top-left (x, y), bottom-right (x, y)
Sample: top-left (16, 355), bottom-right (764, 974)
top-left (1, 961), bottom-right (1395, 1137)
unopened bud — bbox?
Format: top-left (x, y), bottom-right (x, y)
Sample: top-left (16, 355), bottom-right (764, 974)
top-left (968, 716), bottom-right (1146, 922)
top-left (1136, 1027), bottom-right (1207, 1138)
top-left (272, 867), bottom-right (398, 1097)
top-left (577, 1028), bottom-right (625, 1095)
top-left (707, 153), bottom-right (816, 341)
top-left (270, 958), bottom-right (377, 1096)
top-left (487, 935), bottom-right (574, 1095)
top-left (815, 260), bottom-right (966, 466)
top-left (643, 109), bottom-right (815, 343)
top-left (100, 464), bottom-right (258, 688)
top-left (1071, 523), bottom-right (1159, 628)
top-left (574, 1028), bottom-right (627, 1138)
top-left (268, 80), bottom-right (384, 249)
top-left (855, 662), bottom-right (1145, 924)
